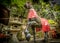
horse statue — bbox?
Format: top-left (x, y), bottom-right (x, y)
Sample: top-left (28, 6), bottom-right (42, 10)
top-left (24, 2), bottom-right (50, 43)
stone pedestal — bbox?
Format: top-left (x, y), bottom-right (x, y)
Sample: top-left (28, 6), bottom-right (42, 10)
top-left (9, 29), bottom-right (20, 43)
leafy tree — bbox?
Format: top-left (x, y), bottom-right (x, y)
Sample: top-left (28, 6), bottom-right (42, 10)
top-left (0, 0), bottom-right (11, 7)
top-left (10, 0), bottom-right (28, 18)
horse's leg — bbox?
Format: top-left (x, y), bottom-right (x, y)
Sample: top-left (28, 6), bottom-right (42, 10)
top-left (24, 24), bottom-right (31, 41)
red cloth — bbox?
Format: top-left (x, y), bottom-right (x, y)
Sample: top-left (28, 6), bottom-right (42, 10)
top-left (27, 8), bottom-right (38, 19)
top-left (0, 34), bottom-right (6, 38)
top-left (36, 18), bottom-right (50, 32)
top-left (36, 28), bottom-right (41, 32)
top-left (40, 18), bottom-right (50, 32)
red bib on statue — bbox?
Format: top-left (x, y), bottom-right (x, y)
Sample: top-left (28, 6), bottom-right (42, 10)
top-left (28, 8), bottom-right (38, 19)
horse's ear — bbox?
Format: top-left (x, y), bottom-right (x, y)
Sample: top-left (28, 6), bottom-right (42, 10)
top-left (24, 2), bottom-right (32, 9)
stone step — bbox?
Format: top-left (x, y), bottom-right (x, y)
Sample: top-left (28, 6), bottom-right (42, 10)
top-left (50, 41), bottom-right (60, 43)
top-left (49, 39), bottom-right (60, 43)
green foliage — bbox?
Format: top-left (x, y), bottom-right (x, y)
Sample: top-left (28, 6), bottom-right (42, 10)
top-left (56, 12), bottom-right (60, 27)
top-left (54, 5), bottom-right (60, 11)
top-left (48, 19), bottom-right (57, 25)
top-left (10, 0), bottom-right (28, 17)
top-left (0, 0), bottom-right (11, 7)
top-left (11, 0), bottom-right (26, 7)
